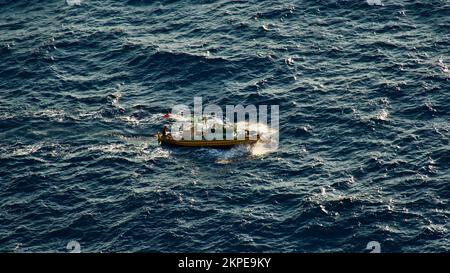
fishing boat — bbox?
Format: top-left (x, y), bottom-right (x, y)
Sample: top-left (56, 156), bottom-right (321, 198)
top-left (157, 114), bottom-right (260, 148)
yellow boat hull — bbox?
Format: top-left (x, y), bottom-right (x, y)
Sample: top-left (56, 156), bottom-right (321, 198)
top-left (157, 134), bottom-right (258, 148)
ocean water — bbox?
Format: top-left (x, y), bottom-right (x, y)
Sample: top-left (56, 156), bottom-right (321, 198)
top-left (0, 0), bottom-right (449, 253)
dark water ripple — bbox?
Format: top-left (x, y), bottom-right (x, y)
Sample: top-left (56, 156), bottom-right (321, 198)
top-left (0, 0), bottom-right (449, 252)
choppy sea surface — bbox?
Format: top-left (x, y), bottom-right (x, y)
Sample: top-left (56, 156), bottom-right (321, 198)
top-left (0, 0), bottom-right (449, 252)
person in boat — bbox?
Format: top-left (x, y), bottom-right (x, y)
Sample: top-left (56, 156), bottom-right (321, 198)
top-left (162, 125), bottom-right (169, 137)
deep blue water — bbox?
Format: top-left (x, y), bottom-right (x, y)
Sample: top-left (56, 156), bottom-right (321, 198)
top-left (0, 0), bottom-right (449, 252)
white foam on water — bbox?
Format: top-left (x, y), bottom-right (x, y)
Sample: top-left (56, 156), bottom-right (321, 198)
top-left (139, 146), bottom-right (170, 161)
top-left (119, 115), bottom-right (140, 126)
top-left (251, 139), bottom-right (278, 156)
top-left (12, 143), bottom-right (43, 156)
top-left (87, 143), bottom-right (127, 154)
top-left (250, 122), bottom-right (279, 156)
top-left (34, 109), bottom-right (66, 122)
top-left (209, 145), bottom-right (250, 164)
top-left (0, 112), bottom-right (16, 120)
top-left (216, 121), bottom-right (279, 160)
top-left (374, 109), bottom-right (389, 121)
top-left (366, 0), bottom-right (383, 6)
top-left (66, 0), bottom-right (82, 6)
top-left (111, 92), bottom-right (121, 107)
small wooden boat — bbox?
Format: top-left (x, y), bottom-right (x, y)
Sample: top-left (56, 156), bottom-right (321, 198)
top-left (156, 132), bottom-right (259, 148)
